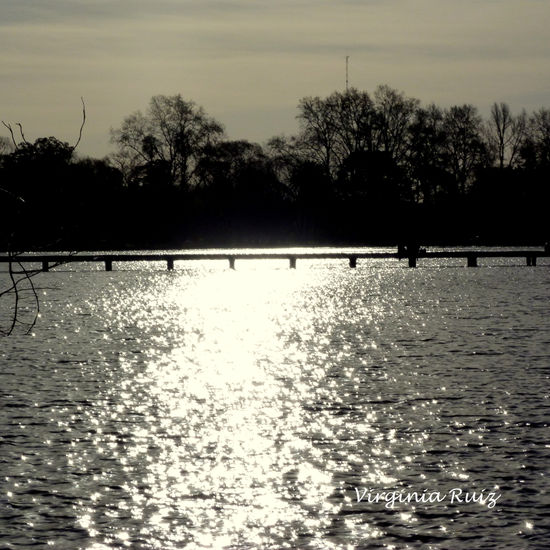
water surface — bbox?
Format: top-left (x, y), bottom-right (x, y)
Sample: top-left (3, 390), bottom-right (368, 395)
top-left (1, 251), bottom-right (549, 548)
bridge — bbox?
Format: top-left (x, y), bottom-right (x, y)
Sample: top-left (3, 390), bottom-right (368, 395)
top-left (0, 250), bottom-right (548, 271)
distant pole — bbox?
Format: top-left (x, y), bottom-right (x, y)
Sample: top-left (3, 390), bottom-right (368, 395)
top-left (346, 56), bottom-right (349, 91)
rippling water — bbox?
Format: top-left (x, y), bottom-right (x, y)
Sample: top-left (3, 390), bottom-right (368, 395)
top-left (1, 251), bottom-right (550, 549)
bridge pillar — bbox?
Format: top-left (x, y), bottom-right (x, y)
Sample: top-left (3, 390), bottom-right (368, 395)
top-left (467, 255), bottom-right (477, 267)
top-left (527, 255), bottom-right (536, 266)
top-left (289, 256), bottom-right (296, 269)
top-left (228, 257), bottom-right (235, 270)
top-left (105, 259), bottom-right (112, 271)
top-left (408, 255), bottom-right (416, 268)
top-left (349, 256), bottom-right (357, 268)
top-left (167, 258), bottom-right (174, 271)
top-left (42, 261), bottom-right (49, 272)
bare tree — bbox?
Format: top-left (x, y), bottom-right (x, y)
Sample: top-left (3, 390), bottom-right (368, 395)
top-left (294, 88), bottom-right (379, 179)
top-left (296, 94), bottom-right (341, 178)
top-left (407, 103), bottom-right (448, 203)
top-left (441, 104), bottom-right (489, 194)
top-left (333, 88), bottom-right (377, 160)
top-left (486, 102), bottom-right (527, 169)
top-left (110, 95), bottom-right (225, 188)
top-left (293, 86), bottom-right (418, 180)
top-left (373, 84), bottom-right (419, 164)
top-left (524, 107), bottom-right (550, 167)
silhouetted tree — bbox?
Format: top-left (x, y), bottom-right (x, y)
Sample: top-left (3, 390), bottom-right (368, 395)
top-left (373, 84), bottom-right (419, 164)
top-left (296, 94), bottom-right (341, 179)
top-left (3, 87), bottom-right (550, 252)
top-left (331, 88), bottom-right (377, 159)
top-left (193, 140), bottom-right (290, 242)
top-left (266, 134), bottom-right (310, 188)
top-left (441, 105), bottom-right (489, 195)
top-left (407, 104), bottom-right (454, 204)
top-left (338, 150), bottom-right (411, 206)
top-left (521, 108), bottom-right (550, 168)
top-left (197, 140), bottom-right (265, 189)
top-left (485, 102), bottom-right (527, 169)
top-left (111, 95), bottom-right (225, 188)
top-left (515, 108), bottom-right (550, 239)
top-left (1, 136), bottom-right (76, 246)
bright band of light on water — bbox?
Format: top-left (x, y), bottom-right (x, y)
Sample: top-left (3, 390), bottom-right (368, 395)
top-left (69, 263), bottom-right (406, 548)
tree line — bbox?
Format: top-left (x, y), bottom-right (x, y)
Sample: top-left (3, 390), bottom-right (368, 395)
top-left (1, 86), bottom-right (549, 250)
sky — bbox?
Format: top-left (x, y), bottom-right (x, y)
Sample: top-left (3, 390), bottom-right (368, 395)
top-left (1, 0), bottom-right (549, 158)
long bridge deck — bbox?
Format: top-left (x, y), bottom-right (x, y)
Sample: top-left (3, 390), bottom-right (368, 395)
top-left (0, 250), bottom-right (548, 270)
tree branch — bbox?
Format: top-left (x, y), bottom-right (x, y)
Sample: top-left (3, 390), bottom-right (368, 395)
top-left (16, 123), bottom-right (30, 145)
top-left (2, 121), bottom-right (18, 148)
top-left (72, 97), bottom-right (86, 151)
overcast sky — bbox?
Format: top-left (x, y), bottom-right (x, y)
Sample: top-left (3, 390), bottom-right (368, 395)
top-left (1, 0), bottom-right (549, 158)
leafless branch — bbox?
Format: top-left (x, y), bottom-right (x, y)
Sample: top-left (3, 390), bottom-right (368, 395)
top-left (1, 251), bottom-right (79, 336)
top-left (15, 258), bottom-right (40, 334)
top-left (5, 257), bottom-right (19, 335)
top-left (72, 97), bottom-right (86, 151)
top-left (2, 121), bottom-right (18, 148)
top-left (16, 123), bottom-right (30, 145)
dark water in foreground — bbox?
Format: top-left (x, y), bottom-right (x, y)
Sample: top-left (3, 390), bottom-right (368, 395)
top-left (1, 251), bottom-right (550, 549)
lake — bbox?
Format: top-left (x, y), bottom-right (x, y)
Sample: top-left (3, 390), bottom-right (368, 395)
top-left (1, 249), bottom-right (549, 549)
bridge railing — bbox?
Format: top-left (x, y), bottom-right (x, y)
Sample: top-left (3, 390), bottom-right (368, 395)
top-left (1, 250), bottom-right (548, 271)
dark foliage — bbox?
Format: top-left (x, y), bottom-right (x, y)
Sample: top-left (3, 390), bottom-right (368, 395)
top-left (1, 91), bottom-right (549, 250)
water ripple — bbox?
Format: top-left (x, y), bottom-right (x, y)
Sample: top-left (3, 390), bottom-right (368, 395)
top-left (1, 261), bottom-right (549, 548)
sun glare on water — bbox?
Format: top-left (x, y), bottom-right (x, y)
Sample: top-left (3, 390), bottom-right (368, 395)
top-left (76, 261), bottom-right (356, 548)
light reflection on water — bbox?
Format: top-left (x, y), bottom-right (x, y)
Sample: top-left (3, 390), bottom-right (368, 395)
top-left (1, 258), bottom-right (550, 549)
